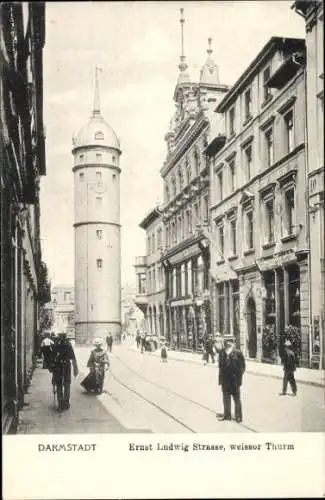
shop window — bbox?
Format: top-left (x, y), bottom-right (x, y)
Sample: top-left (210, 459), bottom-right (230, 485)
top-left (288, 265), bottom-right (300, 327)
top-left (217, 283), bottom-right (225, 334)
top-left (231, 280), bottom-right (240, 344)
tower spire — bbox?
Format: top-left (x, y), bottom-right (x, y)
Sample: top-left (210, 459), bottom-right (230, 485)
top-left (177, 8), bottom-right (190, 84)
top-left (93, 66), bottom-right (102, 116)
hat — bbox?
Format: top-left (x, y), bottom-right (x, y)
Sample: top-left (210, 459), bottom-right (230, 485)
top-left (224, 336), bottom-right (235, 346)
top-left (284, 339), bottom-right (292, 347)
top-left (57, 332), bottom-right (67, 337)
top-left (93, 338), bottom-right (103, 346)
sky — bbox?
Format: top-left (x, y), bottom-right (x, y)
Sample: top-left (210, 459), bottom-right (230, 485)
top-left (40, 1), bottom-right (305, 289)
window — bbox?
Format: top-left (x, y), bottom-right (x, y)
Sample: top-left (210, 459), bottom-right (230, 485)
top-left (229, 159), bottom-right (236, 192)
top-left (264, 198), bottom-right (274, 243)
top-left (96, 258), bottom-right (103, 269)
top-left (96, 171), bottom-right (102, 182)
top-left (152, 268), bottom-right (156, 292)
top-left (152, 233), bottom-right (155, 252)
top-left (112, 174), bottom-right (116, 181)
top-left (186, 159), bottom-right (192, 184)
top-left (79, 172), bottom-right (84, 182)
top-left (245, 210), bottom-right (254, 249)
top-left (64, 292), bottom-right (70, 302)
top-left (193, 203), bottom-right (199, 228)
top-left (96, 229), bottom-right (103, 239)
top-left (79, 153), bottom-right (85, 162)
top-left (230, 219), bottom-right (237, 255)
top-left (96, 197), bottom-right (102, 206)
top-left (165, 184), bottom-right (170, 202)
top-left (172, 221), bottom-right (177, 244)
top-left (157, 228), bottom-right (162, 248)
top-left (265, 128), bottom-right (274, 166)
top-left (96, 153), bottom-right (102, 160)
top-left (244, 145), bottom-right (252, 181)
top-left (244, 88), bottom-right (252, 120)
top-left (218, 225), bottom-right (224, 256)
top-left (217, 170), bottom-right (223, 201)
top-left (178, 168), bottom-right (184, 192)
top-left (171, 177), bottom-right (176, 197)
top-left (202, 195), bottom-right (208, 222)
top-left (284, 110), bottom-right (294, 153)
top-left (229, 107), bottom-right (235, 135)
top-left (112, 155), bottom-right (116, 163)
top-left (217, 283), bottom-right (225, 334)
top-left (263, 66), bottom-right (271, 102)
top-left (147, 236), bottom-right (151, 254)
top-left (95, 131), bottom-right (104, 140)
top-left (284, 187), bottom-right (295, 236)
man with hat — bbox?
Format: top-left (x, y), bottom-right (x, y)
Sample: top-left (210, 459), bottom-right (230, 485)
top-left (50, 332), bottom-right (78, 411)
top-left (279, 339), bottom-right (297, 396)
top-left (217, 336), bottom-right (246, 423)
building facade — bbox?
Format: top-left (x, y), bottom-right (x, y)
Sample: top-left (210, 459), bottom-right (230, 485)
top-left (135, 207), bottom-right (166, 339)
top-left (293, 1), bottom-right (324, 368)
top-left (51, 286), bottom-right (75, 339)
top-left (160, 31), bottom-right (229, 351)
top-left (207, 37), bottom-right (310, 364)
top-left (72, 69), bottom-right (122, 344)
top-left (1, 2), bottom-right (47, 432)
top-left (121, 283), bottom-right (144, 336)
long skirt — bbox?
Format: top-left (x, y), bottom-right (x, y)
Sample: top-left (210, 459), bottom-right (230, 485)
top-left (81, 366), bottom-right (105, 394)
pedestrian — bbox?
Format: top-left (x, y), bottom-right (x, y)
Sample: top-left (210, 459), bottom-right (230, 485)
top-left (40, 333), bottom-right (54, 369)
top-left (160, 342), bottom-right (168, 363)
top-left (204, 334), bottom-right (215, 365)
top-left (140, 333), bottom-right (146, 353)
top-left (50, 332), bottom-right (78, 411)
top-left (279, 339), bottom-right (297, 396)
top-left (217, 337), bottom-right (246, 423)
top-left (136, 330), bottom-right (141, 349)
top-left (106, 332), bottom-right (113, 353)
top-left (85, 338), bottom-right (110, 395)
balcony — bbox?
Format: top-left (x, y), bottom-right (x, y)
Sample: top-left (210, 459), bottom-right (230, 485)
top-left (134, 293), bottom-right (148, 314)
top-left (134, 256), bottom-right (147, 268)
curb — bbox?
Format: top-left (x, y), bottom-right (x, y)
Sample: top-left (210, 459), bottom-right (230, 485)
top-left (130, 347), bottom-right (325, 389)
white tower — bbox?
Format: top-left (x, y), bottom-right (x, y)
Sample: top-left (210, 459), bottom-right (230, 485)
top-left (72, 68), bottom-right (122, 344)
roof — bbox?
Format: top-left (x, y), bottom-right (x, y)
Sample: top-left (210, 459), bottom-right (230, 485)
top-left (72, 113), bottom-right (120, 152)
top-left (139, 207), bottom-right (162, 230)
top-left (216, 36), bottom-right (305, 112)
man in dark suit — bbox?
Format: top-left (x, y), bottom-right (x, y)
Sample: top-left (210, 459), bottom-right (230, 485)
top-left (218, 337), bottom-right (246, 423)
top-left (279, 339), bottom-right (297, 396)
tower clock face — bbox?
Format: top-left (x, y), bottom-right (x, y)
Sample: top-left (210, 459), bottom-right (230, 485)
top-left (94, 182), bottom-right (107, 194)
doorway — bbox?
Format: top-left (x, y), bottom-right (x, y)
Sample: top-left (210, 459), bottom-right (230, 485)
top-left (246, 296), bottom-right (257, 358)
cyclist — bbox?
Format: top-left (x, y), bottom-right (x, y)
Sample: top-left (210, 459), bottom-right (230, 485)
top-left (50, 332), bottom-right (78, 411)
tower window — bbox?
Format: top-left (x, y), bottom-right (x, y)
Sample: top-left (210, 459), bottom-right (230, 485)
top-left (112, 174), bottom-right (116, 181)
top-left (96, 197), bottom-right (102, 206)
top-left (95, 131), bottom-right (104, 140)
top-left (96, 258), bottom-right (103, 269)
top-left (96, 171), bottom-right (102, 182)
top-left (112, 156), bottom-right (116, 163)
top-left (79, 153), bottom-right (85, 161)
top-left (96, 153), bottom-right (102, 160)
top-left (79, 172), bottom-right (84, 182)
top-left (96, 229), bottom-right (103, 239)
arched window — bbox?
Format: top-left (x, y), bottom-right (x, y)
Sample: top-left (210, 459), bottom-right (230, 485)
top-left (95, 131), bottom-right (104, 140)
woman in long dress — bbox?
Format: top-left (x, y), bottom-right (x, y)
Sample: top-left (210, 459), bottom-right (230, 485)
top-left (85, 338), bottom-right (110, 394)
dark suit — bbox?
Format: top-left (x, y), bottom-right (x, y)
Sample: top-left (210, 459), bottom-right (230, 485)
top-left (218, 347), bottom-right (246, 421)
top-left (282, 347), bottom-right (297, 394)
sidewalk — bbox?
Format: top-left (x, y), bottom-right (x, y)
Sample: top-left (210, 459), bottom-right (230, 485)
top-left (130, 346), bottom-right (325, 388)
top-left (17, 359), bottom-right (142, 434)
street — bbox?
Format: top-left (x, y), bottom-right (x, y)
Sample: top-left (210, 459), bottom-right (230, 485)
top-left (18, 341), bottom-right (325, 434)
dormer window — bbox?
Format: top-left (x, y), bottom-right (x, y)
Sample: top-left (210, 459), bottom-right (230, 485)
top-left (95, 131), bottom-right (104, 140)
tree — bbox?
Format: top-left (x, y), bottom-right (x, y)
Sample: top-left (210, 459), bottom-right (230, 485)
top-left (38, 261), bottom-right (51, 306)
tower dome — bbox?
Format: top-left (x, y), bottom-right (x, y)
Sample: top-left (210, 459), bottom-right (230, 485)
top-left (72, 67), bottom-right (120, 152)
top-left (72, 114), bottom-right (120, 151)
top-left (200, 37), bottom-right (220, 85)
